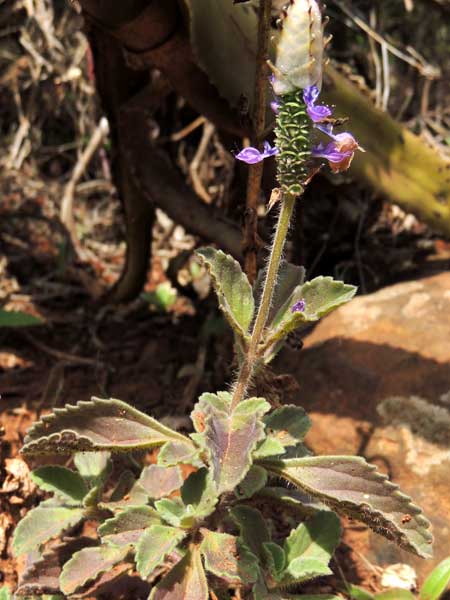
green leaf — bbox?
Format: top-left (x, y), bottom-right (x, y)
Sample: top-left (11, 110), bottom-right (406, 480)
top-left (196, 248), bottom-right (254, 339)
top-left (142, 282), bottom-right (177, 312)
top-left (0, 587), bottom-right (11, 600)
top-left (13, 507), bottom-right (84, 556)
top-left (31, 466), bottom-right (88, 504)
top-left (230, 505), bottom-right (270, 563)
top-left (22, 397), bottom-right (190, 454)
top-left (0, 309), bottom-right (43, 327)
top-left (59, 545), bottom-right (130, 595)
top-left (259, 487), bottom-right (327, 516)
top-left (155, 498), bottom-right (190, 528)
top-left (98, 506), bottom-right (160, 546)
top-left (265, 277), bottom-right (357, 348)
top-left (284, 512), bottom-right (341, 565)
top-left (375, 592), bottom-right (415, 600)
top-left (180, 468), bottom-right (218, 520)
top-left (235, 465), bottom-right (267, 499)
top-left (138, 465), bottom-right (183, 499)
top-left (135, 525), bottom-right (187, 578)
top-left (74, 451), bottom-right (111, 487)
top-left (200, 529), bottom-right (259, 585)
top-left (346, 585), bottom-right (375, 600)
top-left (253, 436), bottom-right (286, 459)
top-left (265, 263), bottom-right (306, 326)
top-left (149, 545), bottom-right (208, 600)
top-left (420, 557), bottom-right (450, 600)
top-left (158, 441), bottom-right (200, 467)
top-left (261, 456), bottom-right (433, 558)
top-left (286, 557), bottom-right (332, 581)
top-left (263, 542), bottom-right (286, 577)
top-left (264, 405), bottom-right (312, 448)
top-left (193, 392), bottom-right (270, 494)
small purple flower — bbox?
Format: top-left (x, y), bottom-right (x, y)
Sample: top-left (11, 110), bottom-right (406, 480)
top-left (303, 85), bottom-right (332, 123)
top-left (312, 124), bottom-right (364, 173)
top-left (291, 299), bottom-right (306, 313)
top-left (235, 141), bottom-right (279, 165)
top-left (270, 100), bottom-right (280, 114)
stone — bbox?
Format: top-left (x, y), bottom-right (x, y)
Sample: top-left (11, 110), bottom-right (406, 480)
top-left (277, 272), bottom-right (450, 579)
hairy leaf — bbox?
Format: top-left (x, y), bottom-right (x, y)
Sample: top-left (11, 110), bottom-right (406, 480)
top-left (255, 262), bottom-right (306, 327)
top-left (158, 441), bottom-right (200, 467)
top-left (98, 506), bottom-right (160, 547)
top-left (253, 437), bottom-right (285, 459)
top-left (196, 248), bottom-right (254, 339)
top-left (264, 405), bottom-right (311, 448)
top-left (59, 545), bottom-right (130, 595)
top-left (155, 498), bottom-right (190, 528)
top-left (235, 465), bottom-right (267, 499)
top-left (262, 456), bottom-right (433, 558)
top-left (0, 308), bottom-right (43, 327)
top-left (200, 529), bottom-right (259, 584)
top-left (284, 511), bottom-right (341, 565)
top-left (259, 487), bottom-right (327, 517)
top-left (13, 507), bottom-right (84, 556)
top-left (180, 468), bottom-right (218, 520)
top-left (31, 466), bottom-right (88, 504)
top-left (16, 537), bottom-right (97, 597)
top-left (263, 542), bottom-right (286, 578)
top-left (138, 465), bottom-right (183, 499)
top-left (286, 557), bottom-right (332, 581)
top-left (265, 277), bottom-right (357, 349)
top-left (149, 545), bottom-right (208, 600)
top-left (135, 525), bottom-right (187, 578)
top-left (230, 505), bottom-right (270, 562)
top-left (22, 397), bottom-right (189, 454)
top-left (74, 451), bottom-right (111, 486)
top-left (419, 557), bottom-right (450, 600)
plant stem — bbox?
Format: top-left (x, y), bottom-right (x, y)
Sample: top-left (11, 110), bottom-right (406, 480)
top-left (231, 192), bottom-right (297, 410)
top-left (243, 0), bottom-right (272, 284)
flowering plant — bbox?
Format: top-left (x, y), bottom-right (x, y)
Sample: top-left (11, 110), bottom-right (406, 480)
top-left (12, 1), bottom-right (431, 598)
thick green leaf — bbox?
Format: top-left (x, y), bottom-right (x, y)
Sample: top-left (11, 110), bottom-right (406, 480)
top-left (193, 392), bottom-right (270, 494)
top-left (13, 507), bottom-right (84, 556)
top-left (265, 277), bottom-right (357, 349)
top-left (180, 468), bottom-right (218, 521)
top-left (155, 498), bottom-right (192, 529)
top-left (196, 248), bottom-right (254, 339)
top-left (158, 441), bottom-right (200, 467)
top-left (263, 406), bottom-right (311, 448)
top-left (284, 512), bottom-right (341, 565)
top-left (261, 456), bottom-right (433, 558)
top-left (0, 588), bottom-right (11, 600)
top-left (138, 465), bottom-right (183, 499)
top-left (98, 506), bottom-right (160, 546)
top-left (0, 309), bottom-right (43, 327)
top-left (22, 397), bottom-right (189, 454)
top-left (253, 436), bottom-right (286, 459)
top-left (375, 592), bottom-right (415, 600)
top-left (263, 542), bottom-right (286, 577)
top-left (420, 557), bottom-right (450, 600)
top-left (200, 529), bottom-right (259, 584)
top-left (31, 466), bottom-right (88, 504)
top-left (235, 465), bottom-right (267, 500)
top-left (135, 525), bottom-right (187, 578)
top-left (149, 545), bottom-right (208, 600)
top-left (59, 545), bottom-right (130, 595)
top-left (286, 557), bottom-right (332, 581)
top-left (74, 451), bottom-right (111, 486)
top-left (230, 505), bottom-right (270, 563)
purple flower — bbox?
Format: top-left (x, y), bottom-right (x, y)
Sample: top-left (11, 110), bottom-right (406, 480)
top-left (312, 124), bottom-right (364, 173)
top-left (270, 100), bottom-right (280, 114)
top-left (235, 141), bottom-right (279, 165)
top-left (291, 299), bottom-right (306, 313)
top-left (303, 85), bottom-right (332, 123)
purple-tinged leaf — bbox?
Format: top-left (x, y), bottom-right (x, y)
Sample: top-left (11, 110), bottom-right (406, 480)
top-left (98, 506), bottom-right (160, 547)
top-left (200, 529), bottom-right (259, 585)
top-left (263, 405), bottom-right (312, 448)
top-left (30, 466), bottom-right (88, 504)
top-left (230, 505), bottom-right (270, 563)
top-left (138, 465), bottom-right (183, 500)
top-left (262, 456), bottom-right (433, 558)
top-left (259, 486), bottom-right (327, 517)
top-left (12, 507), bottom-right (84, 556)
top-left (135, 525), bottom-right (187, 578)
top-left (15, 537), bottom-right (96, 597)
top-left (59, 545), bottom-right (131, 595)
top-left (158, 441), bottom-right (201, 467)
top-left (196, 248), bottom-right (254, 340)
top-left (235, 465), bottom-right (268, 500)
top-left (22, 397), bottom-right (189, 455)
top-left (149, 545), bottom-right (208, 600)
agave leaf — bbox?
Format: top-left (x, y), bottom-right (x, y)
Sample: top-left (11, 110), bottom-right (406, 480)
top-left (180, 468), bottom-right (219, 520)
top-left (419, 557), bottom-right (450, 600)
top-left (264, 277), bottom-right (357, 350)
top-left (0, 308), bottom-right (43, 327)
top-left (30, 466), bottom-right (88, 504)
top-left (15, 537), bottom-right (97, 597)
top-left (235, 465), bottom-right (268, 500)
top-left (200, 529), bottom-right (259, 585)
top-left (193, 392), bottom-right (270, 494)
top-left (135, 525), bottom-right (187, 579)
top-left (158, 441), bottom-right (200, 467)
top-left (59, 545), bottom-right (130, 595)
top-left (22, 397), bottom-right (189, 454)
top-left (264, 406), bottom-right (312, 449)
top-left (149, 545), bottom-right (208, 600)
top-left (261, 456), bottom-right (433, 558)
top-left (98, 506), bottom-right (160, 547)
top-left (230, 505), bottom-right (270, 563)
top-left (138, 465), bottom-right (183, 500)
top-left (196, 248), bottom-right (254, 340)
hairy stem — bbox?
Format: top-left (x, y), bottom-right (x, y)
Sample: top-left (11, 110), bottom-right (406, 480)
top-left (231, 192), bottom-right (297, 410)
top-left (243, 0), bottom-right (272, 284)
